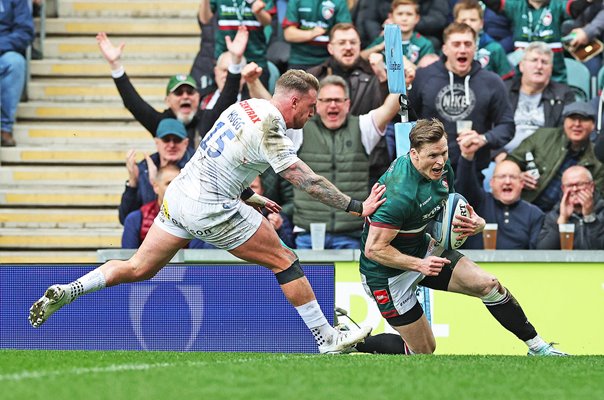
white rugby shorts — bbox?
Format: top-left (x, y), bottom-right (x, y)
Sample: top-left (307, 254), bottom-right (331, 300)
top-left (154, 182), bottom-right (263, 250)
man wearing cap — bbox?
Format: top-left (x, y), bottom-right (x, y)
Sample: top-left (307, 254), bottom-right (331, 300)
top-left (96, 27), bottom-right (249, 149)
top-left (507, 101), bottom-right (604, 212)
top-left (118, 119), bottom-right (193, 224)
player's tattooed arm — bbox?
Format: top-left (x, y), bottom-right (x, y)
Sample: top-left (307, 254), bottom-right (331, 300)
top-left (280, 160), bottom-right (386, 217)
top-left (280, 160), bottom-right (350, 210)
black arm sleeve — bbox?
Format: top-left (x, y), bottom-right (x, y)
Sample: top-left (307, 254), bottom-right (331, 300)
top-left (114, 73), bottom-right (163, 137)
top-left (198, 71), bottom-right (241, 138)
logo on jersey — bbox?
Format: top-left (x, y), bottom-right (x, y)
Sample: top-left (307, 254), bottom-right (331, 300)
top-left (435, 83), bottom-right (475, 121)
top-left (321, 1), bottom-right (335, 20)
top-left (407, 44), bottom-right (421, 64)
top-left (373, 289), bottom-right (390, 304)
top-left (476, 48), bottom-right (491, 68)
top-left (542, 10), bottom-right (553, 27)
top-left (442, 177), bottom-right (449, 188)
top-left (240, 100), bottom-right (260, 124)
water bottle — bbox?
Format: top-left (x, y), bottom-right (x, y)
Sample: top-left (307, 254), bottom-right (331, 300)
top-left (525, 151), bottom-right (540, 180)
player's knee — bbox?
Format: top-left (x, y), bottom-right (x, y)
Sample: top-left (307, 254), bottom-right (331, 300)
top-left (274, 259), bottom-right (305, 284)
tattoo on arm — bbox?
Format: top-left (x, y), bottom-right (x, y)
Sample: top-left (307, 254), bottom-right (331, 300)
top-left (280, 161), bottom-right (350, 210)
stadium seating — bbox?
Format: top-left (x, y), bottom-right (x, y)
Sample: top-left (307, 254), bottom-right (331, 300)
top-left (0, 0), bottom-right (200, 262)
top-left (598, 64), bottom-right (604, 94)
top-left (564, 57), bottom-right (592, 101)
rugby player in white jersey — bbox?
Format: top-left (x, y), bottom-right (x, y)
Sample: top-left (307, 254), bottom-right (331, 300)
top-left (28, 69), bottom-right (386, 354)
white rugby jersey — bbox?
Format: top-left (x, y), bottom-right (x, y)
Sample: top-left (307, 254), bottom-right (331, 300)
top-left (175, 98), bottom-right (300, 202)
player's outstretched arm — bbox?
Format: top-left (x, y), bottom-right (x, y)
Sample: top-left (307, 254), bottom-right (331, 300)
top-left (280, 160), bottom-right (386, 217)
top-left (364, 225), bottom-right (450, 275)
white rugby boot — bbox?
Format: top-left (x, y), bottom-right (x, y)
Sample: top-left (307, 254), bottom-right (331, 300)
top-left (29, 285), bottom-right (70, 328)
top-left (527, 342), bottom-right (569, 356)
top-left (319, 326), bottom-right (372, 354)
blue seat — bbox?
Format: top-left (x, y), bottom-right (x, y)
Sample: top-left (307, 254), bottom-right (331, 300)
top-left (564, 58), bottom-right (592, 101)
top-left (598, 64), bottom-right (604, 93)
top-left (267, 61), bottom-right (280, 94)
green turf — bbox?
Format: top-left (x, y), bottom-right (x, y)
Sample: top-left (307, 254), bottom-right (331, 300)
top-left (1, 350), bottom-right (603, 400)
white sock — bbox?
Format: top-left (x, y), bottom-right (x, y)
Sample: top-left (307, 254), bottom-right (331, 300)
top-left (525, 335), bottom-right (548, 351)
top-left (295, 300), bottom-right (336, 346)
top-left (64, 268), bottom-right (106, 303)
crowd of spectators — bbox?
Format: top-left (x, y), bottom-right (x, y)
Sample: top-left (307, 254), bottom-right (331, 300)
top-left (4, 0), bottom-right (604, 250)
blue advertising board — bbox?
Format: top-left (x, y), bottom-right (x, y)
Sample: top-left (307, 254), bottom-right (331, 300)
top-left (0, 264), bottom-right (334, 353)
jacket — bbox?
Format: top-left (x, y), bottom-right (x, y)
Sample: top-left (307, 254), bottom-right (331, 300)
top-left (293, 115), bottom-right (369, 234)
top-left (409, 59), bottom-right (515, 172)
top-left (456, 156), bottom-right (545, 249)
top-left (505, 76), bottom-right (575, 128)
top-left (307, 57), bottom-right (392, 184)
top-left (0, 0), bottom-right (34, 55)
top-left (118, 152), bottom-right (192, 224)
top-left (536, 191), bottom-right (604, 249)
top-left (507, 127), bottom-right (604, 203)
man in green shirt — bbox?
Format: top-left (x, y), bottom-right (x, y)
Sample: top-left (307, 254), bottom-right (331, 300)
top-left (359, 118), bottom-right (567, 356)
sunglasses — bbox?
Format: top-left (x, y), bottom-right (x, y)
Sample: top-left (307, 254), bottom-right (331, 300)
top-left (160, 135), bottom-right (184, 144)
top-left (172, 86), bottom-right (197, 96)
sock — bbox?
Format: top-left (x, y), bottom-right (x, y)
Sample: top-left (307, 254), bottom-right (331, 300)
top-left (354, 333), bottom-right (411, 355)
top-left (64, 268), bottom-right (106, 303)
top-left (482, 287), bottom-right (538, 341)
top-left (525, 335), bottom-right (548, 351)
top-left (295, 300), bottom-right (336, 347)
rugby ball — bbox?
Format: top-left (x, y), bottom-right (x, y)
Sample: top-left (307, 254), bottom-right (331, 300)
top-left (433, 193), bottom-right (469, 250)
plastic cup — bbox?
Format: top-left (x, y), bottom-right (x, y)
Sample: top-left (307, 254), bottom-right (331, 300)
top-left (559, 223), bottom-right (575, 250)
top-left (310, 223), bottom-right (326, 250)
top-left (456, 120), bottom-right (473, 133)
top-left (483, 223), bottom-right (498, 250)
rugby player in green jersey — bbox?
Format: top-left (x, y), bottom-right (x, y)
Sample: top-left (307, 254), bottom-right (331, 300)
top-left (358, 118), bottom-right (567, 356)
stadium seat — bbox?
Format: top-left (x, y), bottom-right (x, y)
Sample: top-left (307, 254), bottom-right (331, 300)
top-left (267, 61), bottom-right (280, 94)
top-left (564, 58), bottom-right (591, 101)
top-left (598, 64), bottom-right (604, 94)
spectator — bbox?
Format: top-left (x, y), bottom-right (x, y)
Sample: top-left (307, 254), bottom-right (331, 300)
top-left (453, 0), bottom-right (514, 80)
top-left (537, 165), bottom-right (604, 249)
top-left (481, 2), bottom-right (515, 53)
top-left (198, 0), bottom-right (275, 88)
top-left (361, 0), bottom-right (435, 67)
top-left (249, 176), bottom-right (295, 248)
top-left (564, 2), bottom-right (604, 77)
top-left (482, 0), bottom-right (593, 83)
top-left (0, 0), bottom-right (34, 147)
top-left (190, 14), bottom-right (218, 94)
top-left (122, 164), bottom-right (215, 249)
top-left (199, 50), bottom-right (246, 113)
top-left (282, 0), bottom-right (352, 70)
top-left (288, 75), bottom-right (400, 249)
top-left (507, 101), bottom-right (604, 212)
top-left (457, 142), bottom-right (545, 249)
top-left (119, 119), bottom-right (192, 225)
top-left (353, 0), bottom-right (391, 48)
top-left (496, 41), bottom-right (575, 161)
top-left (408, 22), bottom-right (514, 183)
top-left (95, 28), bottom-right (246, 149)
top-left (307, 23), bottom-right (393, 185)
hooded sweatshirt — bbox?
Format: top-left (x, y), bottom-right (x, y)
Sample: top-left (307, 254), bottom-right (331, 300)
top-left (408, 59), bottom-right (514, 173)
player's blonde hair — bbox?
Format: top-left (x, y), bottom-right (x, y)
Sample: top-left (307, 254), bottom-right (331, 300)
top-left (275, 70), bottom-right (319, 95)
top-left (410, 118), bottom-right (447, 150)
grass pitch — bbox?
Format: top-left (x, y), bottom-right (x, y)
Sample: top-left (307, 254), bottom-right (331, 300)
top-left (1, 350), bottom-right (603, 400)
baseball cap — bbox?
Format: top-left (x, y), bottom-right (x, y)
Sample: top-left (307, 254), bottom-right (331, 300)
top-left (562, 101), bottom-right (596, 120)
top-left (166, 74), bottom-right (197, 95)
top-left (156, 118), bottom-right (187, 140)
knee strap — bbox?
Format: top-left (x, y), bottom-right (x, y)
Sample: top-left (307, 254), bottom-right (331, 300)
top-left (481, 285), bottom-right (510, 306)
top-left (275, 259), bottom-right (305, 284)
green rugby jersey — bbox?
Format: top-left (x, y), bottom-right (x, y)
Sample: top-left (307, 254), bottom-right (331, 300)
top-left (360, 155), bottom-right (454, 279)
top-left (498, 0), bottom-right (571, 82)
top-left (366, 31), bottom-right (435, 65)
